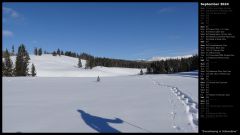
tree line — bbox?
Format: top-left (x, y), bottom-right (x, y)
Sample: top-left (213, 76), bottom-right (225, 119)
top-left (2, 44), bottom-right (36, 77)
top-left (83, 54), bottom-right (198, 73)
top-left (85, 56), bottom-right (149, 69)
top-left (34, 48), bottom-right (42, 56)
top-left (146, 54), bottom-right (198, 74)
top-left (2, 45), bottom-right (198, 76)
top-left (39, 48), bottom-right (199, 73)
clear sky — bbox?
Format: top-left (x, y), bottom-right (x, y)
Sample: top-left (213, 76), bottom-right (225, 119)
top-left (3, 2), bottom-right (198, 60)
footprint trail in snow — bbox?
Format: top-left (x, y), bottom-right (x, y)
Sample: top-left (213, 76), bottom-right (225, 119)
top-left (149, 77), bottom-right (198, 132)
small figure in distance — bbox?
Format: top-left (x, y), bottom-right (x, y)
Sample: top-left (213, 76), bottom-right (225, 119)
top-left (97, 76), bottom-right (100, 82)
top-left (140, 69), bottom-right (143, 75)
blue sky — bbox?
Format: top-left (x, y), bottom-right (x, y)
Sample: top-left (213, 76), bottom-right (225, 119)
top-left (3, 2), bottom-right (198, 60)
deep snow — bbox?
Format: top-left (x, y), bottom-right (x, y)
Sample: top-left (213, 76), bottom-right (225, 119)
top-left (3, 54), bottom-right (198, 133)
top-left (3, 74), bottom-right (198, 133)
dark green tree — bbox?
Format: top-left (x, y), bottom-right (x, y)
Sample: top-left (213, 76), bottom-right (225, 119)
top-left (15, 44), bottom-right (30, 76)
top-left (78, 57), bottom-right (82, 68)
top-left (31, 63), bottom-right (36, 76)
top-left (3, 49), bottom-right (14, 76)
top-left (57, 48), bottom-right (61, 56)
top-left (2, 61), bottom-right (6, 76)
top-left (52, 51), bottom-right (57, 56)
top-left (38, 48), bottom-right (42, 56)
top-left (34, 47), bottom-right (38, 55)
top-left (11, 45), bottom-right (15, 56)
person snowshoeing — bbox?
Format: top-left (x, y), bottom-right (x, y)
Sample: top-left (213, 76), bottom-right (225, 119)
top-left (97, 76), bottom-right (100, 82)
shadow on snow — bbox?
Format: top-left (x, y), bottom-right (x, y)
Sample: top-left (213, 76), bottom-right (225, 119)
top-left (169, 71), bottom-right (198, 78)
top-left (77, 109), bottom-right (123, 133)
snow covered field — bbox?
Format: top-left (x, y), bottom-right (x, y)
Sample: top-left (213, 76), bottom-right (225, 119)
top-left (3, 55), bottom-right (198, 133)
top-left (3, 74), bottom-right (198, 133)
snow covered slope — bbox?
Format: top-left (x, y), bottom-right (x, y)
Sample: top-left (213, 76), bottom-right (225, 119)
top-left (10, 55), bottom-right (144, 77)
top-left (3, 72), bottom-right (198, 133)
top-left (148, 55), bottom-right (193, 61)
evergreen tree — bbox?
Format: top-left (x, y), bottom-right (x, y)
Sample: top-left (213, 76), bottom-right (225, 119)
top-left (34, 47), bottom-right (38, 55)
top-left (15, 44), bottom-right (30, 76)
top-left (57, 48), bottom-right (60, 56)
top-left (31, 63), bottom-right (36, 76)
top-left (146, 67), bottom-right (151, 74)
top-left (190, 54), bottom-right (198, 71)
top-left (78, 57), bottom-right (82, 68)
top-left (146, 55), bottom-right (198, 74)
top-left (79, 53), bottom-right (94, 60)
top-left (85, 59), bottom-right (90, 69)
top-left (38, 48), bottom-right (42, 56)
top-left (3, 49), bottom-right (14, 76)
top-left (61, 51), bottom-right (64, 55)
top-left (2, 61), bottom-right (6, 76)
top-left (88, 57), bottom-right (95, 69)
top-left (11, 45), bottom-right (15, 56)
top-left (2, 50), bottom-right (5, 57)
top-left (52, 51), bottom-right (57, 56)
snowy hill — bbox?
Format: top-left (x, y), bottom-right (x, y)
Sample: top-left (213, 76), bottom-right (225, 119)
top-left (10, 55), bottom-right (144, 77)
top-left (148, 55), bottom-right (193, 61)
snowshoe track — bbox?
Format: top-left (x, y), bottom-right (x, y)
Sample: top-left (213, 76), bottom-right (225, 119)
top-left (150, 77), bottom-right (198, 132)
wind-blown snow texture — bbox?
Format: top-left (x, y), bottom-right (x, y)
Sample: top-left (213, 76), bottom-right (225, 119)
top-left (3, 55), bottom-right (198, 133)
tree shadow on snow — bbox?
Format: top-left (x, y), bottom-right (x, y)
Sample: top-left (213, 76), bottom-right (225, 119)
top-left (169, 71), bottom-right (198, 79)
top-left (77, 110), bottom-right (123, 133)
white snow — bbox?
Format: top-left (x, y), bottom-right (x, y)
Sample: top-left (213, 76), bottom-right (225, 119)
top-left (8, 54), bottom-right (144, 77)
top-left (3, 72), bottom-right (198, 133)
top-left (148, 55), bottom-right (193, 61)
top-left (3, 54), bottom-right (198, 133)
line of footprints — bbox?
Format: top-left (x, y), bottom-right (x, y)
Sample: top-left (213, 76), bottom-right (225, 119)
top-left (170, 87), bottom-right (198, 131)
top-left (150, 78), bottom-right (198, 132)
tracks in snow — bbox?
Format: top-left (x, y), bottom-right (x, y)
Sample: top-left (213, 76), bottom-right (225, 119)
top-left (149, 77), bottom-right (198, 132)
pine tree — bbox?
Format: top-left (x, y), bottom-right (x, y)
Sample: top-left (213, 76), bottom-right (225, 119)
top-left (31, 63), bottom-right (36, 76)
top-left (3, 49), bottom-right (14, 76)
top-left (11, 45), bottom-right (15, 56)
top-left (34, 47), bottom-right (38, 55)
top-left (52, 51), bottom-right (57, 56)
top-left (61, 51), bottom-right (64, 55)
top-left (38, 48), bottom-right (42, 56)
top-left (85, 59), bottom-right (90, 69)
top-left (2, 61), bottom-right (6, 76)
top-left (78, 57), bottom-right (82, 68)
top-left (15, 44), bottom-right (30, 76)
top-left (57, 48), bottom-right (60, 56)
top-left (146, 67), bottom-right (151, 74)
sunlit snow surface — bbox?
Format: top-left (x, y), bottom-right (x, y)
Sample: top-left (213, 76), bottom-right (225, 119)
top-left (12, 54), bottom-right (144, 77)
top-left (3, 55), bottom-right (198, 133)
